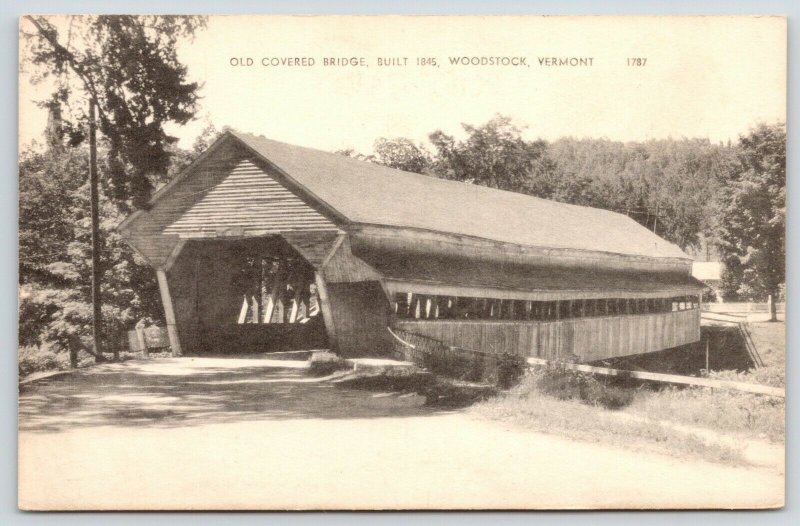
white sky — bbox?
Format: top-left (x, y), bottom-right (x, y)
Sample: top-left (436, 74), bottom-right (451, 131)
top-left (19, 15), bottom-right (786, 154)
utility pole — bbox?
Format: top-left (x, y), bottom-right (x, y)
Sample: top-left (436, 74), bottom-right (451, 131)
top-left (652, 201), bottom-right (660, 235)
top-left (89, 100), bottom-right (104, 362)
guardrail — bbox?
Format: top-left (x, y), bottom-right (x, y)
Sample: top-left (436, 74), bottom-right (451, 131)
top-left (390, 326), bottom-right (782, 398)
top-left (702, 302), bottom-right (785, 313)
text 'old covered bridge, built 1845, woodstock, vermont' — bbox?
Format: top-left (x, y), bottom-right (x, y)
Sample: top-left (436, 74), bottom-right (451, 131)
top-left (118, 131), bottom-right (704, 362)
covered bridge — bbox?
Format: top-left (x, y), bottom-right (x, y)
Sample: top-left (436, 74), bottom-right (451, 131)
top-left (119, 131), bottom-right (704, 362)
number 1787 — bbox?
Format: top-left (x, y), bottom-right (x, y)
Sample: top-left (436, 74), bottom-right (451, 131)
top-left (627, 58), bottom-right (647, 66)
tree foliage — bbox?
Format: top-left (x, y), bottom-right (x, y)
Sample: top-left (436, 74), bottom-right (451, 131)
top-left (372, 137), bottom-right (432, 173)
top-left (22, 15), bottom-right (206, 208)
top-left (543, 137), bottom-right (734, 249)
top-left (429, 115), bottom-right (553, 192)
top-left (339, 115), bottom-right (781, 302)
top-left (19, 147), bottom-right (163, 355)
top-left (345, 115), bottom-right (733, 252)
top-left (716, 123), bottom-right (785, 301)
top-left (19, 15), bottom-right (206, 363)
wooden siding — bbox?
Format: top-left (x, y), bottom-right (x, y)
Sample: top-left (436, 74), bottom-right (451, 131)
top-left (163, 159), bottom-right (339, 237)
top-left (322, 235), bottom-right (382, 283)
top-left (325, 281), bottom-right (393, 357)
top-left (122, 139), bottom-right (245, 266)
top-left (393, 309), bottom-right (701, 362)
top-left (229, 132), bottom-right (690, 261)
top-left (120, 139), bottom-right (342, 266)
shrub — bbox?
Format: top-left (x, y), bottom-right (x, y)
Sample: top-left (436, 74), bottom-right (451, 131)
top-left (336, 372), bottom-right (498, 409)
top-left (496, 352), bottom-right (527, 389)
top-left (532, 365), bottom-right (634, 409)
top-left (422, 349), bottom-right (487, 382)
top-left (18, 344), bottom-right (71, 378)
top-left (307, 353), bottom-right (351, 377)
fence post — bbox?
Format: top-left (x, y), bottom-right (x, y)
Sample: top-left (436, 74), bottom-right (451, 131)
top-left (137, 327), bottom-right (149, 358)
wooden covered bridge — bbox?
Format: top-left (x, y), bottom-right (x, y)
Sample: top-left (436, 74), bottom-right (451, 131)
top-left (119, 131), bottom-right (704, 362)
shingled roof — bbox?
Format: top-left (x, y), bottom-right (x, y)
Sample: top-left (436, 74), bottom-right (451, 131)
top-left (225, 131), bottom-right (689, 260)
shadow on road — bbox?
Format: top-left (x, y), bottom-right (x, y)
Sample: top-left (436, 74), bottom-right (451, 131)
top-left (19, 358), bottom-right (444, 433)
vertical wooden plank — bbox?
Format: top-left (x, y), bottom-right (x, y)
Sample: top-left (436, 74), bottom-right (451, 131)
top-left (156, 269), bottom-right (182, 357)
top-left (314, 272), bottom-right (338, 351)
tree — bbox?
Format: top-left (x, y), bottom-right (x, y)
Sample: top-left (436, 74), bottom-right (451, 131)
top-left (20, 15), bottom-right (205, 364)
top-left (545, 137), bottom-right (733, 250)
top-left (372, 137), bottom-right (432, 173)
top-left (19, 146), bottom-right (163, 365)
top-left (716, 123), bottom-right (785, 319)
top-left (21, 15), bottom-right (206, 208)
top-left (428, 115), bottom-right (553, 192)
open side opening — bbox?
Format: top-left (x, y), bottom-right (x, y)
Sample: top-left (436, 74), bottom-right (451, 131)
top-left (170, 236), bottom-right (329, 355)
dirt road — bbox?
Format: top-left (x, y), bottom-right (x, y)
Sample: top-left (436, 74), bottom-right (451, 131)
top-left (18, 358), bottom-right (784, 510)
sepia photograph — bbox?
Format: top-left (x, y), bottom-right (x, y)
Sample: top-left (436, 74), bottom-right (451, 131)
top-left (17, 14), bottom-right (786, 510)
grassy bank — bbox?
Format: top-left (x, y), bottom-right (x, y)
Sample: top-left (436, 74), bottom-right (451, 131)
top-left (625, 384), bottom-right (784, 443)
top-left (472, 365), bottom-right (784, 466)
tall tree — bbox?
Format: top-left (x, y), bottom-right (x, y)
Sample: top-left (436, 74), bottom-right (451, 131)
top-left (20, 15), bottom-right (205, 362)
top-left (428, 115), bottom-right (553, 192)
top-left (21, 15), bottom-right (206, 208)
top-left (716, 123), bottom-right (785, 318)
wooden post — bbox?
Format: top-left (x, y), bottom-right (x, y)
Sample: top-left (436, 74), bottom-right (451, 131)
top-left (136, 327), bottom-right (149, 358)
top-left (768, 294), bottom-right (777, 322)
top-left (156, 269), bottom-right (182, 357)
top-left (652, 201), bottom-right (660, 235)
top-left (705, 339), bottom-right (710, 373)
top-left (314, 272), bottom-right (338, 351)
top-left (89, 100), bottom-right (104, 362)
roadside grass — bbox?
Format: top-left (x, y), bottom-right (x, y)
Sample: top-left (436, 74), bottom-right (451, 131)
top-left (749, 320), bottom-right (785, 367)
top-left (469, 366), bottom-right (787, 466)
top-left (473, 375), bottom-right (746, 466)
top-left (625, 385), bottom-right (785, 443)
